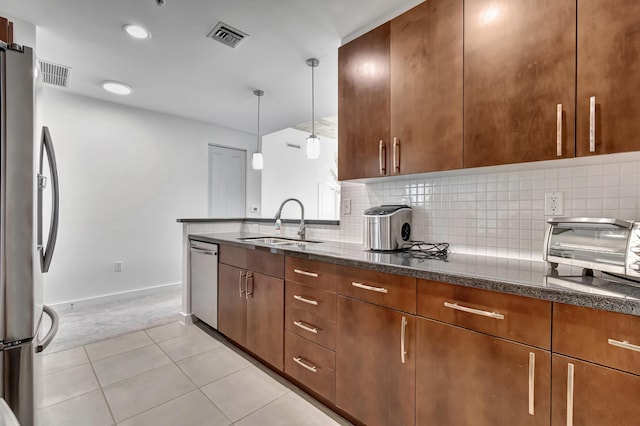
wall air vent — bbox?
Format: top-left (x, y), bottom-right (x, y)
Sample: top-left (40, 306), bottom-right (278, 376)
top-left (207, 22), bottom-right (249, 49)
top-left (39, 60), bottom-right (72, 88)
top-left (286, 143), bottom-right (301, 149)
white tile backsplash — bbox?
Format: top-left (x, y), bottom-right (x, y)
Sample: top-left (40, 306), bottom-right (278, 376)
top-left (338, 152), bottom-right (640, 260)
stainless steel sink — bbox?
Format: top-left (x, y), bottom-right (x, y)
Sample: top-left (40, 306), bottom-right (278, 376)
top-left (239, 236), bottom-right (322, 246)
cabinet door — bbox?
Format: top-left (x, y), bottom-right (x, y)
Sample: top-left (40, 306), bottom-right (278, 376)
top-left (417, 318), bottom-right (551, 425)
top-left (390, 0), bottom-right (463, 175)
top-left (576, 0), bottom-right (640, 156)
top-left (464, 0), bottom-right (576, 167)
top-left (218, 263), bottom-right (247, 347)
top-left (246, 272), bottom-right (284, 370)
top-left (335, 296), bottom-right (415, 426)
top-left (338, 23), bottom-right (390, 180)
top-left (552, 355), bottom-right (640, 425)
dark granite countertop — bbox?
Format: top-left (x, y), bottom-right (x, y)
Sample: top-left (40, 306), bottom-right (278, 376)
top-left (177, 218), bottom-right (340, 226)
top-left (189, 232), bottom-right (640, 317)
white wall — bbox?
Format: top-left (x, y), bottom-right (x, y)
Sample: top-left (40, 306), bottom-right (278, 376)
top-left (261, 127), bottom-right (339, 220)
top-left (41, 89), bottom-right (260, 304)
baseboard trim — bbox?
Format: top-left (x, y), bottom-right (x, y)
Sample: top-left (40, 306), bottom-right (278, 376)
top-left (50, 282), bottom-right (182, 313)
top-left (179, 312), bottom-right (196, 325)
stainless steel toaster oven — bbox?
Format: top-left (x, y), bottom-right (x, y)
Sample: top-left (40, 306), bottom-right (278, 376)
top-left (543, 217), bottom-right (640, 277)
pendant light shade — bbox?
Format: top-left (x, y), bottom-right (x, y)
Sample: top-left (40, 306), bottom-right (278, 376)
top-left (252, 89), bottom-right (264, 170)
top-left (306, 58), bottom-right (320, 159)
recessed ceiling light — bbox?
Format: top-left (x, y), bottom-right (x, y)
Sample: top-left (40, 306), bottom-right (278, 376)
top-left (123, 24), bottom-right (151, 40)
top-left (102, 81), bottom-right (133, 95)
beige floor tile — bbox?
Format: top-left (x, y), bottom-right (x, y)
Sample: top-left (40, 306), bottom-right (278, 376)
top-left (102, 363), bottom-right (195, 422)
top-left (201, 366), bottom-right (289, 422)
top-left (235, 392), bottom-right (345, 426)
top-left (40, 346), bottom-right (89, 376)
top-left (39, 363), bottom-right (99, 408)
top-left (144, 322), bottom-right (203, 343)
top-left (36, 389), bottom-right (114, 426)
top-left (93, 344), bottom-right (172, 386)
top-left (118, 390), bottom-right (230, 426)
top-left (177, 346), bottom-right (250, 387)
top-left (156, 330), bottom-right (222, 362)
top-left (85, 331), bottom-right (154, 362)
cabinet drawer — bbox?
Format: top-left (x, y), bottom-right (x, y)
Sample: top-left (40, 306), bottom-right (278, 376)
top-left (284, 331), bottom-right (335, 403)
top-left (337, 266), bottom-right (416, 313)
top-left (285, 282), bottom-right (336, 321)
top-left (219, 244), bottom-right (247, 268)
top-left (553, 303), bottom-right (640, 375)
top-left (285, 306), bottom-right (336, 351)
top-left (285, 257), bottom-right (337, 292)
top-left (417, 280), bottom-right (551, 349)
top-left (247, 248), bottom-right (284, 279)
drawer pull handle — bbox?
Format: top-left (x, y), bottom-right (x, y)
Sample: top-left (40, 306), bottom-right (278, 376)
top-left (443, 302), bottom-right (504, 320)
top-left (294, 320), bottom-right (318, 334)
top-left (293, 356), bottom-right (318, 373)
top-left (379, 140), bottom-right (386, 175)
top-left (608, 339), bottom-right (640, 352)
top-left (293, 269), bottom-right (318, 278)
top-left (352, 282), bottom-right (388, 294)
top-left (293, 295), bottom-right (319, 306)
top-left (567, 363), bottom-right (575, 426)
top-left (401, 316), bottom-right (407, 364)
top-left (528, 352), bottom-right (535, 415)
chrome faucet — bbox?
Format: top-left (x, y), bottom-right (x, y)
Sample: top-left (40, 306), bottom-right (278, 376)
top-left (274, 198), bottom-right (305, 240)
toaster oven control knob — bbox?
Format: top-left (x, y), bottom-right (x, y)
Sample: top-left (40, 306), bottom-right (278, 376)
top-left (401, 223), bottom-right (411, 241)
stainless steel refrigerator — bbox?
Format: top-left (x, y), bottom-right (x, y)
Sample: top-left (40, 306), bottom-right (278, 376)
top-left (1, 41), bottom-right (59, 425)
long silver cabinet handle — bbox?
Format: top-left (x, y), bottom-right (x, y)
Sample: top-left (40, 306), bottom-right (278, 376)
top-left (379, 140), bottom-right (386, 175)
top-left (293, 295), bottom-right (319, 306)
top-left (443, 302), bottom-right (504, 320)
top-left (567, 363), bottom-right (575, 426)
top-left (352, 282), bottom-right (388, 294)
top-left (245, 271), bottom-right (253, 299)
top-left (608, 339), bottom-right (640, 352)
top-left (393, 137), bottom-right (400, 174)
top-left (528, 352), bottom-right (535, 415)
top-left (293, 269), bottom-right (318, 278)
top-left (238, 271), bottom-right (246, 297)
top-left (589, 96), bottom-right (596, 152)
top-left (294, 320), bottom-right (318, 334)
top-left (293, 356), bottom-right (318, 373)
top-left (400, 316), bottom-right (407, 364)
top-left (557, 104), bottom-right (563, 156)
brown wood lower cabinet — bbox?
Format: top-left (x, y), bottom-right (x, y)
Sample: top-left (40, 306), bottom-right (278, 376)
top-left (417, 318), bottom-right (551, 425)
top-left (246, 272), bottom-right (284, 370)
top-left (552, 354), bottom-right (640, 425)
top-left (335, 296), bottom-right (415, 426)
top-left (218, 263), bottom-right (247, 347)
top-left (284, 331), bottom-right (335, 402)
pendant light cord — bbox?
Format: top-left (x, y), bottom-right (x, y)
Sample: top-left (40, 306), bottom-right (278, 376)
top-left (257, 93), bottom-right (261, 151)
top-left (311, 64), bottom-right (315, 138)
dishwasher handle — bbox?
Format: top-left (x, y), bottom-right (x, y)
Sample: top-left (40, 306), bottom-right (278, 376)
top-left (190, 246), bottom-right (217, 256)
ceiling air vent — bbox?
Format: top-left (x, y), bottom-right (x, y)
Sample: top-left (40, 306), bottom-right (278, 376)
top-left (39, 60), bottom-right (72, 88)
top-left (207, 22), bottom-right (249, 49)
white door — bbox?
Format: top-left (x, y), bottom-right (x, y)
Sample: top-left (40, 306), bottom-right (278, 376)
top-left (208, 144), bottom-right (246, 217)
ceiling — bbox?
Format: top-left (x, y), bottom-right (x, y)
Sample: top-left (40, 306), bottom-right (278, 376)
top-left (0, 0), bottom-right (422, 136)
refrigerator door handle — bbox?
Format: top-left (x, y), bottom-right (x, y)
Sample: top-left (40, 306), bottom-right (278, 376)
top-left (38, 126), bottom-right (60, 273)
top-left (36, 305), bottom-right (59, 353)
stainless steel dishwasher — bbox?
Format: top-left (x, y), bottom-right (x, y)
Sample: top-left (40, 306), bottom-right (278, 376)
top-left (189, 239), bottom-right (218, 329)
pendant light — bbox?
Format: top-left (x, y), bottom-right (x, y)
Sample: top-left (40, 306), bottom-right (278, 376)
top-left (306, 58), bottom-right (320, 159)
top-left (252, 89), bottom-right (264, 170)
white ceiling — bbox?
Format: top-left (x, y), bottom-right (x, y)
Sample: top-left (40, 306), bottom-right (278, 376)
top-left (0, 0), bottom-right (422, 136)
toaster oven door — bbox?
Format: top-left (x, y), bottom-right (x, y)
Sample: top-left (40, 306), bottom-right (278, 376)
top-left (546, 219), bottom-right (631, 273)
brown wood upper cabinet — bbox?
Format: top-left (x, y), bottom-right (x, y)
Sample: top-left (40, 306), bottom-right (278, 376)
top-left (338, 0), bottom-right (463, 180)
top-left (463, 0), bottom-right (576, 167)
top-left (576, 0), bottom-right (640, 156)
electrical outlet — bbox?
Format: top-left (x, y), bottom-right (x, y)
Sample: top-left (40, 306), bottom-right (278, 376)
top-left (115, 261), bottom-right (123, 272)
top-left (342, 198), bottom-right (351, 215)
top-left (250, 205), bottom-right (259, 213)
top-left (545, 192), bottom-right (564, 215)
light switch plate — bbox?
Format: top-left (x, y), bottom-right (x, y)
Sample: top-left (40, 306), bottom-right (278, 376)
top-left (342, 198), bottom-right (351, 215)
